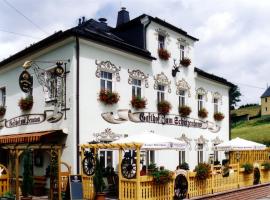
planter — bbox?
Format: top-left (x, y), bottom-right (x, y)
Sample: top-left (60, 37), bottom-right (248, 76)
top-left (180, 58), bottom-right (191, 67)
top-left (158, 48), bottom-right (170, 60)
top-left (18, 96), bottom-right (33, 111)
top-left (157, 100), bottom-right (171, 115)
top-left (179, 106), bottom-right (191, 117)
top-left (198, 108), bottom-right (208, 119)
top-left (241, 163), bottom-right (253, 174)
top-left (194, 163), bottom-right (211, 180)
top-left (0, 106), bottom-right (6, 117)
top-left (214, 112), bottom-right (224, 121)
top-left (131, 96), bottom-right (147, 110)
top-left (95, 192), bottom-right (105, 200)
top-left (98, 90), bottom-right (119, 105)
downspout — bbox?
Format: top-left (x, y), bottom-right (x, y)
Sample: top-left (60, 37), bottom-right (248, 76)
top-left (229, 89), bottom-right (231, 140)
top-left (142, 17), bottom-right (151, 49)
top-left (75, 36), bottom-right (80, 174)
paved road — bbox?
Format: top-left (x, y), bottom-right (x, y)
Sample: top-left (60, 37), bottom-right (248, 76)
top-left (257, 196), bottom-right (270, 200)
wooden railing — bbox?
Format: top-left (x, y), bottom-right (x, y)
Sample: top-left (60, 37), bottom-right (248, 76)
top-left (82, 175), bottom-right (94, 200)
top-left (229, 150), bottom-right (269, 165)
top-left (0, 164), bottom-right (9, 196)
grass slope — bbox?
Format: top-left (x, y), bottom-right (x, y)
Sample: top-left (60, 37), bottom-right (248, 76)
top-left (231, 116), bottom-right (270, 146)
top-left (231, 105), bottom-right (261, 117)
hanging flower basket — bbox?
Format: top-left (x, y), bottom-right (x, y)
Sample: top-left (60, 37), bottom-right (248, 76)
top-left (131, 96), bottom-right (147, 110)
top-left (214, 112), bottom-right (224, 121)
top-left (18, 96), bottom-right (33, 111)
top-left (198, 108), bottom-right (208, 118)
top-left (158, 48), bottom-right (171, 60)
top-left (157, 100), bottom-right (172, 115)
top-left (194, 163), bottom-right (211, 180)
top-left (180, 58), bottom-right (191, 67)
top-left (179, 105), bottom-right (192, 117)
top-left (99, 89), bottom-right (119, 105)
top-left (0, 106), bottom-right (6, 117)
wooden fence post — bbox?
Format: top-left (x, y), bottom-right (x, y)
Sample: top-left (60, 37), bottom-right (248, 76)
top-left (136, 146), bottom-right (141, 200)
top-left (118, 149), bottom-right (122, 200)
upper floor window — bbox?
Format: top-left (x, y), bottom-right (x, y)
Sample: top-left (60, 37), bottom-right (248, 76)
top-left (266, 107), bottom-right (268, 112)
top-left (213, 98), bottom-right (219, 113)
top-left (100, 71), bottom-right (112, 91)
top-left (132, 78), bottom-right (141, 98)
top-left (157, 84), bottom-right (165, 103)
top-left (180, 44), bottom-right (185, 60)
top-left (158, 34), bottom-right (165, 49)
top-left (0, 87), bottom-right (6, 106)
top-left (179, 90), bottom-right (186, 107)
top-left (198, 94), bottom-right (204, 111)
top-left (266, 98), bottom-right (268, 103)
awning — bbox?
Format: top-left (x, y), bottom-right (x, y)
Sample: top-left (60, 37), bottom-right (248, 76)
top-left (0, 130), bottom-right (66, 144)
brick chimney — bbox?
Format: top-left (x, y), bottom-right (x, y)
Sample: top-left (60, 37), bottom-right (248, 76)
top-left (116, 7), bottom-right (130, 27)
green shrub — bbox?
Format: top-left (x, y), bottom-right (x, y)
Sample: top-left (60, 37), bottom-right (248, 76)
top-left (179, 162), bottom-right (189, 170)
top-left (241, 163), bottom-right (253, 174)
top-left (151, 168), bottom-right (173, 184)
top-left (194, 163), bottom-right (211, 180)
top-left (262, 162), bottom-right (270, 171)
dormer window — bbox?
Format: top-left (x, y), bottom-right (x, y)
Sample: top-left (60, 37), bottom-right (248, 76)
top-left (180, 44), bottom-right (185, 60)
top-left (158, 34), bottom-right (165, 49)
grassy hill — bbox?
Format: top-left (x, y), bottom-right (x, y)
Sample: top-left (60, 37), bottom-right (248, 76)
top-left (231, 105), bottom-right (261, 118)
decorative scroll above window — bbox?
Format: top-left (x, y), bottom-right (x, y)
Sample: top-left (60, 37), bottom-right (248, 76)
top-left (177, 37), bottom-right (189, 47)
top-left (176, 78), bottom-right (191, 97)
top-left (93, 128), bottom-right (122, 143)
top-left (95, 60), bottom-right (121, 81)
top-left (155, 28), bottom-right (170, 44)
top-left (212, 136), bottom-right (223, 145)
top-left (196, 87), bottom-right (208, 101)
top-left (212, 92), bottom-right (222, 104)
top-left (128, 69), bottom-right (149, 88)
top-left (154, 72), bottom-right (171, 93)
top-left (177, 133), bottom-right (192, 150)
top-left (194, 135), bottom-right (209, 150)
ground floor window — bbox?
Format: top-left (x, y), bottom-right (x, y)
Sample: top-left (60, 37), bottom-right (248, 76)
top-left (99, 150), bottom-right (113, 169)
top-left (179, 150), bottom-right (185, 164)
top-left (149, 151), bottom-right (155, 164)
top-left (197, 144), bottom-right (203, 164)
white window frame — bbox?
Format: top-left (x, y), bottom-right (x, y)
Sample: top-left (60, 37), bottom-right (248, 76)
top-left (179, 150), bottom-right (186, 165)
top-left (99, 150), bottom-right (113, 169)
top-left (179, 90), bottom-right (186, 107)
top-left (180, 44), bottom-right (185, 60)
top-left (132, 78), bottom-right (142, 98)
top-left (157, 84), bottom-right (165, 103)
top-left (158, 34), bottom-right (165, 49)
top-left (0, 87), bottom-right (6, 106)
top-left (100, 71), bottom-right (113, 91)
top-left (214, 98), bottom-right (219, 113)
top-left (198, 94), bottom-right (204, 111)
top-left (197, 144), bottom-right (203, 164)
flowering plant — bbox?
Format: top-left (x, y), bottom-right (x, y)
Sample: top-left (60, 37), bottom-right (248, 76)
top-left (179, 105), bottom-right (191, 117)
top-left (180, 57), bottom-right (191, 67)
top-left (198, 108), bottom-right (208, 118)
top-left (131, 96), bottom-right (147, 110)
top-left (157, 100), bottom-right (172, 115)
top-left (158, 48), bottom-right (171, 60)
top-left (99, 90), bottom-right (119, 105)
top-left (0, 106), bottom-right (6, 116)
top-left (214, 112), bottom-right (224, 121)
top-left (18, 96), bottom-right (33, 111)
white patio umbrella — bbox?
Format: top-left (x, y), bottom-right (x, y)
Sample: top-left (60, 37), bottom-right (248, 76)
top-left (215, 137), bottom-right (266, 151)
top-left (112, 131), bottom-right (186, 150)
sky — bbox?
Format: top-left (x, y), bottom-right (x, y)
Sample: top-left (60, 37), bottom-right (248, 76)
top-left (0, 0), bottom-right (269, 106)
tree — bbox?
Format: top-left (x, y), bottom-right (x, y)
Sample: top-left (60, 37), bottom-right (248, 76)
top-left (229, 85), bottom-right (241, 110)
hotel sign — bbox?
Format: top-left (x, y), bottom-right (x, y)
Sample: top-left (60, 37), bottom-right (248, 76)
top-left (5, 114), bottom-right (45, 128)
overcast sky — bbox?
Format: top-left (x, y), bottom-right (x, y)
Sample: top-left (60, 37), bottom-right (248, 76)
top-left (1, 0), bottom-right (269, 106)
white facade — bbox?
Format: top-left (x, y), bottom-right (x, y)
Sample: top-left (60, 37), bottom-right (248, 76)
top-left (0, 13), bottom-right (231, 173)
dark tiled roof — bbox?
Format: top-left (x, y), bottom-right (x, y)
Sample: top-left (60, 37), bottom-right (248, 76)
top-left (194, 67), bottom-right (235, 87)
top-left (261, 87), bottom-right (270, 98)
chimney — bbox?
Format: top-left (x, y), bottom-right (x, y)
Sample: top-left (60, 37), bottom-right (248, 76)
top-left (116, 7), bottom-right (130, 27)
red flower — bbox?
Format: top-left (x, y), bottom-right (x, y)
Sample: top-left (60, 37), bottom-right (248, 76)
top-left (157, 100), bottom-right (172, 115)
top-left (131, 96), bottom-right (147, 110)
top-left (0, 106), bottom-right (6, 116)
top-left (158, 48), bottom-right (171, 60)
top-left (214, 112), bottom-right (224, 121)
top-left (198, 108), bottom-right (208, 118)
top-left (98, 90), bottom-right (119, 105)
top-left (179, 106), bottom-right (192, 117)
top-left (180, 58), bottom-right (191, 67)
top-left (18, 96), bottom-right (33, 111)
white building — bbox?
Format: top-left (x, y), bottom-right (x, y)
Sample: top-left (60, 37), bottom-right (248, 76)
top-left (0, 8), bottom-right (234, 178)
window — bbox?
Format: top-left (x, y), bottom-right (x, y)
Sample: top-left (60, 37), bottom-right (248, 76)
top-left (180, 45), bottom-right (185, 60)
top-left (132, 79), bottom-right (141, 98)
top-left (149, 151), bottom-right (155, 164)
top-left (213, 144), bottom-right (218, 162)
top-left (158, 34), bottom-right (165, 49)
top-left (266, 107), bottom-right (268, 112)
top-left (266, 98), bottom-right (268, 103)
top-left (197, 144), bottom-right (203, 164)
top-left (179, 90), bottom-right (186, 107)
top-left (0, 87), bottom-right (6, 106)
top-left (100, 71), bottom-right (112, 91)
top-left (99, 150), bottom-right (113, 169)
top-left (179, 150), bottom-right (185, 165)
top-left (157, 85), bottom-right (165, 103)
top-left (198, 94), bottom-right (204, 111)
top-left (214, 98), bottom-right (218, 113)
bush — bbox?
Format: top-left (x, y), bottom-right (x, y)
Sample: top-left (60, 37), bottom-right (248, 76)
top-left (93, 156), bottom-right (105, 193)
top-left (18, 96), bottom-right (33, 111)
top-left (158, 48), bottom-right (171, 60)
top-left (99, 89), bottom-right (119, 105)
top-left (21, 149), bottom-right (33, 197)
top-left (151, 168), bottom-right (173, 184)
top-left (180, 58), bottom-right (191, 67)
top-left (241, 163), bottom-right (254, 174)
top-left (194, 163), bottom-right (211, 180)
top-left (214, 112), bottom-right (224, 121)
top-left (157, 100), bottom-right (172, 115)
top-left (179, 162), bottom-right (189, 170)
top-left (262, 162), bottom-right (270, 171)
top-left (198, 108), bottom-right (208, 118)
top-left (179, 106), bottom-right (191, 117)
top-left (131, 96), bottom-right (147, 110)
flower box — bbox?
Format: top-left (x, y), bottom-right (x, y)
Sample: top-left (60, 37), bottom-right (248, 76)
top-left (99, 90), bottom-right (119, 105)
top-left (0, 106), bottom-right (6, 117)
top-left (158, 48), bottom-right (170, 60)
top-left (157, 100), bottom-right (171, 115)
top-left (179, 105), bottom-right (191, 117)
top-left (194, 163), bottom-right (211, 180)
top-left (180, 58), bottom-right (191, 67)
top-left (214, 112), bottom-right (224, 121)
top-left (198, 108), bottom-right (208, 118)
top-left (131, 96), bottom-right (147, 110)
top-left (18, 96), bottom-right (33, 111)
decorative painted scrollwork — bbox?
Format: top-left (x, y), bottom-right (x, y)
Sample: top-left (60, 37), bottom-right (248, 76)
top-left (154, 72), bottom-right (171, 93)
top-left (121, 150), bottom-right (137, 179)
top-left (155, 28), bottom-right (171, 45)
top-left (196, 87), bottom-right (208, 101)
top-left (128, 69), bottom-right (149, 88)
top-left (176, 79), bottom-right (191, 97)
top-left (211, 136), bottom-right (223, 145)
top-left (93, 128), bottom-right (122, 142)
top-left (212, 92), bottom-right (222, 104)
top-left (194, 135), bottom-right (209, 150)
top-left (95, 60), bottom-right (121, 81)
top-left (177, 133), bottom-right (192, 150)
top-left (82, 150), bottom-right (95, 176)
top-left (177, 37), bottom-right (189, 46)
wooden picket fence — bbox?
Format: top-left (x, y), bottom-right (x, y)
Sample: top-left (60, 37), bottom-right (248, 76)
top-left (229, 150), bottom-right (269, 165)
top-left (0, 164), bottom-right (9, 196)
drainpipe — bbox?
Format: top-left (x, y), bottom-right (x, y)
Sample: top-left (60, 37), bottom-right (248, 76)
top-left (75, 36), bottom-right (80, 174)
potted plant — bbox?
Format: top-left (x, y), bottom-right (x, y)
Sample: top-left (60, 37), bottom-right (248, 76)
top-left (198, 108), bottom-right (208, 119)
top-left (151, 168), bottom-right (173, 184)
top-left (93, 156), bottom-right (105, 200)
top-left (179, 162), bottom-right (189, 170)
top-left (147, 163), bottom-right (157, 174)
top-left (179, 105), bottom-right (191, 117)
top-left (98, 89), bottom-right (119, 105)
top-left (0, 191), bottom-right (15, 200)
top-left (21, 149), bottom-right (33, 200)
top-left (18, 95), bottom-right (33, 111)
top-left (194, 163), bottom-right (211, 180)
top-left (261, 161), bottom-right (270, 171)
top-left (158, 48), bottom-right (171, 60)
top-left (180, 58), bottom-right (191, 67)
top-left (0, 106), bottom-right (6, 117)
top-left (241, 163), bottom-right (253, 174)
top-left (157, 100), bottom-right (172, 115)
top-left (130, 96), bottom-right (147, 110)
top-left (214, 112), bottom-right (224, 121)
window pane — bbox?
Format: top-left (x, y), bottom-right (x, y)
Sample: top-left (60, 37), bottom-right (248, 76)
top-left (108, 72), bottom-right (112, 80)
top-left (101, 79), bottom-right (105, 90)
top-left (100, 151), bottom-right (105, 169)
top-left (137, 87), bottom-right (141, 98)
top-left (107, 151), bottom-right (113, 167)
top-left (101, 71), bottom-right (105, 78)
top-left (132, 86), bottom-right (136, 97)
top-left (150, 151), bottom-right (155, 164)
top-left (138, 80), bottom-right (141, 86)
top-left (107, 81), bottom-right (112, 91)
